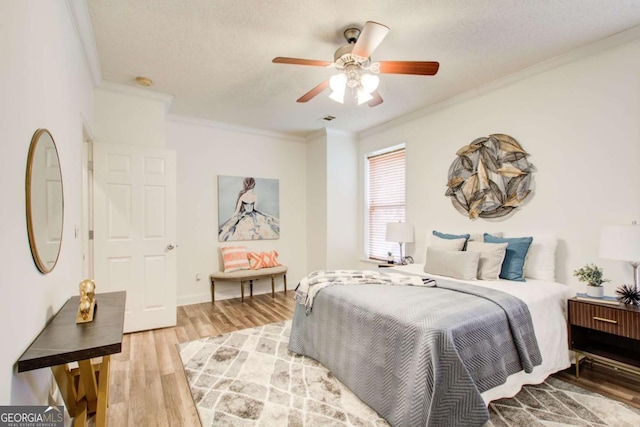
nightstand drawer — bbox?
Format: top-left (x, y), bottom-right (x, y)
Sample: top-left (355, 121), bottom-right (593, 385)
top-left (569, 300), bottom-right (640, 340)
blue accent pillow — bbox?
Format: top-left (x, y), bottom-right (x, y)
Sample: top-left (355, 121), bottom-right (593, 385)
top-left (433, 230), bottom-right (471, 250)
top-left (483, 233), bottom-right (533, 281)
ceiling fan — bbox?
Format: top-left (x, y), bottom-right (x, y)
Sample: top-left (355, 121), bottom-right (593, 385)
top-left (272, 21), bottom-right (439, 107)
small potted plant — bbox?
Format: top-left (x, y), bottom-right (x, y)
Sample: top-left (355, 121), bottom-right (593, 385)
top-left (573, 263), bottom-right (610, 297)
top-left (387, 251), bottom-right (395, 264)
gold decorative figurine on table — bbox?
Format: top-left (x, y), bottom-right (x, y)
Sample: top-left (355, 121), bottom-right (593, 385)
top-left (76, 279), bottom-right (97, 323)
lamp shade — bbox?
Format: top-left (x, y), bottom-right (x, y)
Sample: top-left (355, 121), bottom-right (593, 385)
top-left (386, 222), bottom-right (414, 243)
top-left (599, 224), bottom-right (640, 262)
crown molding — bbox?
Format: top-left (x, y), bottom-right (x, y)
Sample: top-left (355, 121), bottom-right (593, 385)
top-left (325, 128), bottom-right (357, 139)
top-left (359, 24), bottom-right (640, 139)
top-left (302, 128), bottom-right (357, 144)
top-left (166, 114), bottom-right (305, 142)
top-left (66, 0), bottom-right (175, 113)
top-left (97, 81), bottom-right (174, 113)
top-left (66, 0), bottom-right (102, 86)
top-left (304, 128), bottom-right (328, 141)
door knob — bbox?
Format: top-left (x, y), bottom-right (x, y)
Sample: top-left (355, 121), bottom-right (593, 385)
top-left (167, 244), bottom-right (177, 251)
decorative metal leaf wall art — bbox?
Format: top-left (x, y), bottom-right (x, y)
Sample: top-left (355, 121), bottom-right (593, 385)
top-left (445, 134), bottom-right (535, 219)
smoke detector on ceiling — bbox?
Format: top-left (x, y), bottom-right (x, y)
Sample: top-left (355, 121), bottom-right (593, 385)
top-left (135, 76), bottom-right (153, 87)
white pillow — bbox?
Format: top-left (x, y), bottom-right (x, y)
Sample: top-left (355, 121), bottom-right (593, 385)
top-left (431, 234), bottom-right (466, 251)
top-left (466, 241), bottom-right (508, 280)
top-left (503, 233), bottom-right (557, 281)
top-left (424, 246), bottom-right (480, 280)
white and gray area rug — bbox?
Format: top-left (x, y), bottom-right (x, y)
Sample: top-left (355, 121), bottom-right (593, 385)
top-left (178, 321), bottom-right (640, 426)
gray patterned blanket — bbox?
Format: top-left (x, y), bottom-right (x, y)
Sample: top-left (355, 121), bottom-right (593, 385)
top-left (295, 270), bottom-right (436, 313)
top-left (289, 276), bottom-right (541, 427)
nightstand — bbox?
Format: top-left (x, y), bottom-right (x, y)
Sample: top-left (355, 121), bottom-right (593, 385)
top-left (568, 297), bottom-right (640, 378)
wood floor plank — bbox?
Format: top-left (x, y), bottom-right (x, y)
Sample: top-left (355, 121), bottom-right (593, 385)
top-left (104, 291), bottom-right (295, 426)
top-left (160, 373), bottom-right (197, 427)
top-left (553, 362), bottom-right (640, 409)
top-left (173, 326), bottom-right (190, 344)
top-left (181, 319), bottom-right (201, 342)
top-left (154, 328), bottom-right (176, 376)
top-left (107, 359), bottom-right (129, 405)
top-left (137, 330), bottom-right (170, 426)
top-left (104, 290), bottom-right (639, 426)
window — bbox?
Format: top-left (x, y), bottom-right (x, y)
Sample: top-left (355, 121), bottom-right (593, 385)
top-left (366, 146), bottom-right (406, 260)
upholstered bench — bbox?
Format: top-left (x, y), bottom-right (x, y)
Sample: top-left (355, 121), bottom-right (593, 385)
top-left (210, 265), bottom-right (288, 302)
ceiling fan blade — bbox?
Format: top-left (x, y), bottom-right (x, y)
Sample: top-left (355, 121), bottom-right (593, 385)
top-left (297, 80), bottom-right (330, 103)
top-left (368, 91), bottom-right (383, 107)
top-left (351, 21), bottom-right (390, 59)
top-left (273, 57), bottom-right (332, 67)
top-left (378, 61), bottom-right (440, 75)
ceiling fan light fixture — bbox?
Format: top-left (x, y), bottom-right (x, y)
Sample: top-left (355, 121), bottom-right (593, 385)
top-left (329, 73), bottom-right (347, 104)
top-left (273, 21), bottom-right (439, 107)
top-left (329, 90), bottom-right (345, 104)
top-left (357, 88), bottom-right (373, 105)
top-left (360, 73), bottom-right (379, 94)
top-left (330, 73), bottom-right (347, 91)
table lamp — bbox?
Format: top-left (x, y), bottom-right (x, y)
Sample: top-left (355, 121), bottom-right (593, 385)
top-left (599, 222), bottom-right (640, 293)
top-left (386, 222), bottom-right (414, 265)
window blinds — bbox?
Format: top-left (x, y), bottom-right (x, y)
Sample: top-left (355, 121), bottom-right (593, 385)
top-left (367, 148), bottom-right (406, 260)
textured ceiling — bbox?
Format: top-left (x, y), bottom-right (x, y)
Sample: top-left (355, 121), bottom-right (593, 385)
top-left (86, 0), bottom-right (640, 137)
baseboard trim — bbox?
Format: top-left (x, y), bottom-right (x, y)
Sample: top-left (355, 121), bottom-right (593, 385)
top-left (177, 293), bottom-right (211, 306)
top-left (178, 286), bottom-right (288, 306)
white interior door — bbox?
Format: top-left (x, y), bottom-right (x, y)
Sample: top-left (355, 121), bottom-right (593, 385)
top-left (31, 141), bottom-right (63, 269)
top-left (93, 143), bottom-right (177, 333)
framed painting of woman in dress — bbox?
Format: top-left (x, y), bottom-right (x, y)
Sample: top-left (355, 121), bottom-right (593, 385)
top-left (218, 175), bottom-right (280, 241)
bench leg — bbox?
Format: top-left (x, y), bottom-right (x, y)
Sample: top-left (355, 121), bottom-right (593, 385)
top-left (210, 278), bottom-right (215, 303)
top-left (250, 280), bottom-right (254, 297)
top-left (284, 274), bottom-right (287, 293)
top-left (271, 275), bottom-right (275, 298)
top-left (241, 281), bottom-right (245, 302)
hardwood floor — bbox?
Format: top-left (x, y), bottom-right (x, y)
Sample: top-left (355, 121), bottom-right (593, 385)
top-left (105, 291), bottom-right (296, 427)
top-left (101, 291), bottom-right (640, 426)
top-left (553, 360), bottom-right (640, 409)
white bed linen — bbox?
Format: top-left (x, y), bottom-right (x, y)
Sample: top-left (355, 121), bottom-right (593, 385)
top-left (388, 264), bottom-right (576, 404)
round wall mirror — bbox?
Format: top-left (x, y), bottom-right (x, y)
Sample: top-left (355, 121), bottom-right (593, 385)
top-left (26, 129), bottom-right (64, 273)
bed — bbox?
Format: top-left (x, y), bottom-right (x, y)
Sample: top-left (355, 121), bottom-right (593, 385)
top-left (288, 264), bottom-right (574, 427)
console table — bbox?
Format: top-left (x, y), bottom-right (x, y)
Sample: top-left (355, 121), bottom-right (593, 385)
top-left (17, 291), bottom-right (126, 427)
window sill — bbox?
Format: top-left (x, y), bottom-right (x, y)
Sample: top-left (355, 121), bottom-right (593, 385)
top-left (360, 258), bottom-right (397, 265)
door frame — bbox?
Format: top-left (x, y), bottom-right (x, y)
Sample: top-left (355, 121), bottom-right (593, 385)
top-left (81, 125), bottom-right (94, 279)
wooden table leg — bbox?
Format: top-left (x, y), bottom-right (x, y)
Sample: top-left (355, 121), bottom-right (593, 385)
top-left (78, 360), bottom-right (98, 413)
top-left (241, 281), bottom-right (245, 301)
top-left (75, 399), bottom-right (88, 427)
top-left (95, 355), bottom-right (110, 427)
top-left (284, 274), bottom-right (287, 292)
top-left (250, 280), bottom-right (253, 297)
top-left (211, 277), bottom-right (215, 303)
top-left (51, 364), bottom-right (77, 417)
top-left (271, 275), bottom-right (275, 297)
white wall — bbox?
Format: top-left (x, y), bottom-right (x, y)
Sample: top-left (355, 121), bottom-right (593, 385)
top-left (166, 117), bottom-right (308, 304)
top-left (358, 38), bottom-right (640, 295)
top-left (93, 88), bottom-right (169, 146)
top-left (306, 130), bottom-right (359, 271)
top-left (306, 133), bottom-right (328, 271)
top-left (0, 0), bottom-right (93, 405)
top-left (326, 131), bottom-right (358, 269)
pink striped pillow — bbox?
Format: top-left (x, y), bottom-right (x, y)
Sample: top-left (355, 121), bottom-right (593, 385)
top-left (221, 246), bottom-right (250, 272)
